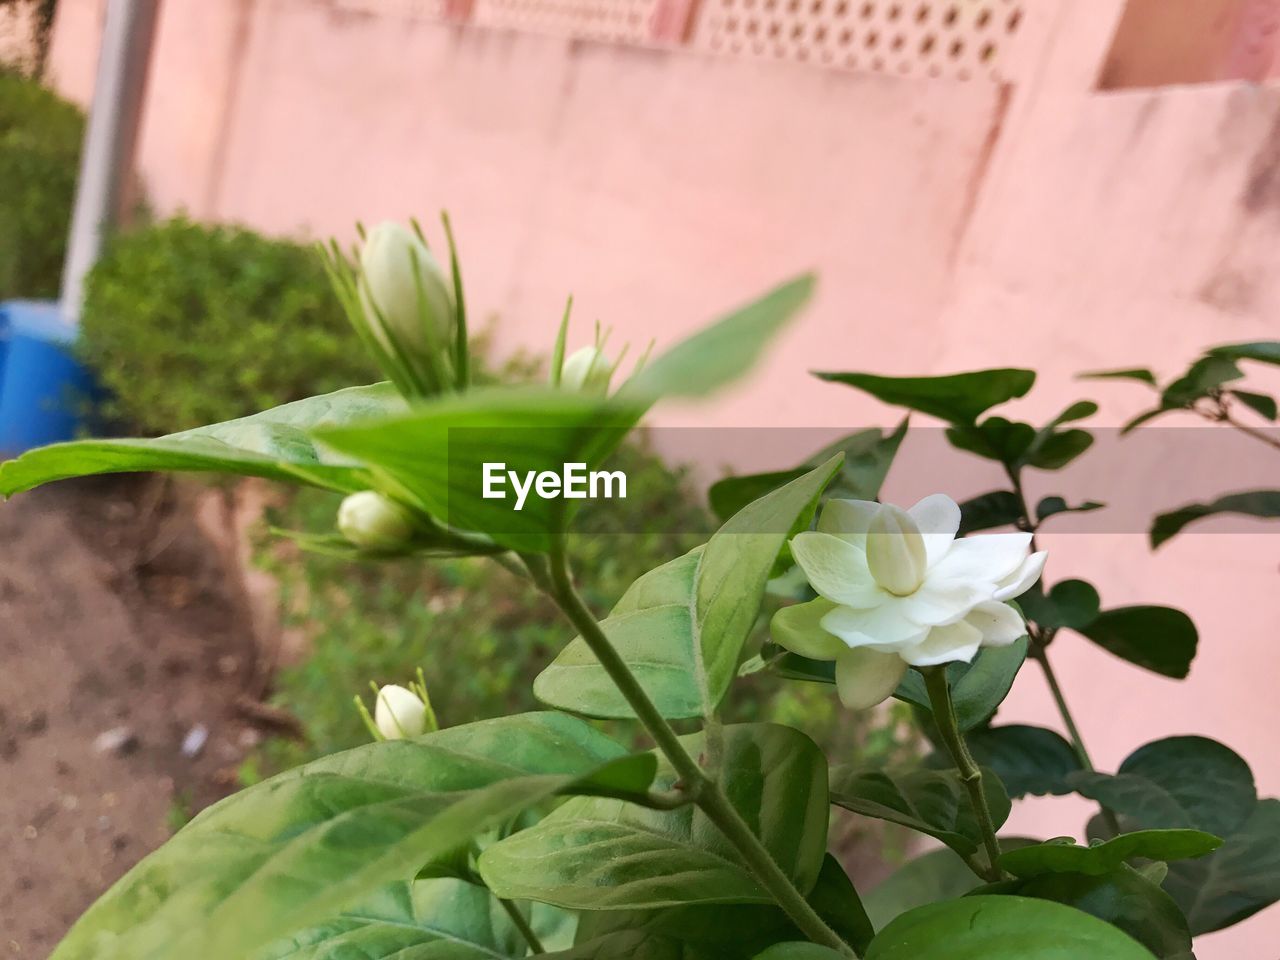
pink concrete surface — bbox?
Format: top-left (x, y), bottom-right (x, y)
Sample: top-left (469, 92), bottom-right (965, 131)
top-left (44, 1), bottom-right (1280, 954)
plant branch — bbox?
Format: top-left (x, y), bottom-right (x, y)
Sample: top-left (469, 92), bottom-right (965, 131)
top-left (922, 667), bottom-right (1005, 882)
top-left (496, 897), bottom-right (545, 955)
top-left (1212, 405), bottom-right (1280, 453)
top-left (545, 535), bottom-right (858, 957)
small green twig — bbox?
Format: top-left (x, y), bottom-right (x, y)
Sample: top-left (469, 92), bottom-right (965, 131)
top-left (496, 897), bottom-right (544, 955)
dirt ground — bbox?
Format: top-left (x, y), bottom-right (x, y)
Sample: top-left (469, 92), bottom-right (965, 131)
top-left (0, 475), bottom-right (266, 958)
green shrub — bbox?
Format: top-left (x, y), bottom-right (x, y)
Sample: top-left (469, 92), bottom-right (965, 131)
top-left (79, 217), bottom-right (378, 435)
top-left (0, 66), bottom-right (83, 299)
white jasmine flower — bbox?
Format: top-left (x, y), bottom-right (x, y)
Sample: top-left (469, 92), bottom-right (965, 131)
top-left (374, 683), bottom-right (428, 739)
top-left (773, 494), bottom-right (1045, 709)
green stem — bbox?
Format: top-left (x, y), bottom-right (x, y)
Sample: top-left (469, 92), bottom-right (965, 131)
top-left (497, 897), bottom-right (544, 955)
top-left (546, 536), bottom-right (859, 958)
top-left (922, 667), bottom-right (1005, 882)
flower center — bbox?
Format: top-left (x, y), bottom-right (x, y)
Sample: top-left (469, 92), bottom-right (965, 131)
top-left (866, 505), bottom-right (928, 596)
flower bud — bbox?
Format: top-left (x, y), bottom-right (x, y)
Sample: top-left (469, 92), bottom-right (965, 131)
top-left (560, 345), bottom-right (614, 396)
top-left (358, 221), bottom-right (454, 361)
top-left (374, 684), bottom-right (428, 739)
top-left (338, 491), bottom-right (416, 550)
top-left (866, 505), bottom-right (928, 596)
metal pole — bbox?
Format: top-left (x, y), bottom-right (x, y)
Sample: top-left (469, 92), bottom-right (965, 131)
top-left (59, 0), bottom-right (160, 327)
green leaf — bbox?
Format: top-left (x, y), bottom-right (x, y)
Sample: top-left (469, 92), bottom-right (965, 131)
top-left (1160, 355), bottom-right (1243, 407)
top-left (946, 418), bottom-right (1037, 464)
top-left (1229, 389), bottom-right (1277, 421)
top-left (1036, 497), bottom-right (1105, 523)
top-left (865, 896), bottom-right (1156, 958)
top-left (535, 458), bottom-right (842, 719)
top-left (830, 767), bottom-right (1011, 858)
top-left (952, 724), bottom-right (1082, 799)
top-left (956, 491), bottom-right (1023, 534)
top-left (1019, 580), bottom-right (1100, 632)
top-left (478, 724), bottom-right (829, 909)
top-left (50, 713), bottom-right (649, 960)
top-left (753, 946), bottom-right (847, 960)
top-left (315, 386), bottom-right (635, 552)
top-left (999, 830), bottom-right (1222, 879)
top-left (253, 879), bottom-right (529, 959)
top-left (1079, 369), bottom-right (1157, 386)
top-left (1150, 490), bottom-right (1280, 548)
top-left (1068, 736), bottom-right (1256, 838)
top-left (1075, 606), bottom-right (1197, 679)
top-left (814, 368), bottom-right (1036, 425)
top-left (1206, 340), bottom-right (1280, 365)
top-left (981, 867), bottom-right (1193, 959)
top-left (864, 847), bottom-right (983, 932)
top-left (0, 383), bottom-right (404, 497)
top-left (541, 931), bottom-right (704, 959)
top-left (708, 422), bottom-right (907, 523)
top-left (893, 638), bottom-right (1029, 732)
top-left (625, 276), bottom-right (815, 401)
top-left (1023, 429), bottom-right (1093, 471)
top-left (1164, 798), bottom-right (1280, 935)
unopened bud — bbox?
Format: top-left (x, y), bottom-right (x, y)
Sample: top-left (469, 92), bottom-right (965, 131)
top-left (338, 491), bottom-right (416, 550)
top-left (374, 684), bottom-right (428, 739)
top-left (560, 345), bottom-right (613, 396)
top-left (358, 221), bottom-right (454, 363)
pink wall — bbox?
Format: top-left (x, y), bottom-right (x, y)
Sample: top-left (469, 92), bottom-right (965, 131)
top-left (45, 2), bottom-right (1280, 955)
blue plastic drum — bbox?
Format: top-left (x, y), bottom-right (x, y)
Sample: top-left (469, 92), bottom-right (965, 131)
top-left (0, 300), bottom-right (96, 455)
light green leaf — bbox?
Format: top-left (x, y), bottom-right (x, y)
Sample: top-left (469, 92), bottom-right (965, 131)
top-left (0, 383), bottom-right (404, 497)
top-left (50, 713), bottom-right (647, 960)
top-left (829, 767), bottom-right (1011, 859)
top-left (535, 458), bottom-right (842, 718)
top-left (999, 830), bottom-right (1222, 879)
top-left (864, 847), bottom-right (983, 932)
top-left (253, 879), bottom-right (527, 959)
top-left (625, 275), bottom-right (815, 401)
top-left (1150, 490), bottom-right (1280, 548)
top-left (815, 368), bottom-right (1036, 425)
top-left (893, 638), bottom-right (1029, 732)
top-left (479, 724), bottom-right (829, 910)
top-left (1075, 606), bottom-right (1197, 679)
top-left (865, 896), bottom-right (1156, 959)
top-left (752, 945), bottom-right (847, 960)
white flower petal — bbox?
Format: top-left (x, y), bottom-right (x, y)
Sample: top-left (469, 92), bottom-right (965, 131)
top-left (866, 505), bottom-right (928, 595)
top-left (898, 619), bottom-right (984, 667)
top-left (770, 598), bottom-right (846, 661)
top-left (818, 499), bottom-right (880, 543)
top-left (993, 551), bottom-right (1047, 601)
top-left (790, 532), bottom-right (881, 607)
top-left (908, 493), bottom-right (961, 569)
top-left (898, 577), bottom-right (990, 627)
top-left (821, 602), bottom-right (926, 650)
top-left (931, 532), bottom-right (1033, 584)
top-left (964, 601), bottom-right (1027, 647)
top-left (835, 647), bottom-right (908, 710)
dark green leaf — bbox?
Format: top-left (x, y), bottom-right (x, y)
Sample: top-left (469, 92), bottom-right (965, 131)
top-left (50, 713), bottom-right (646, 960)
top-left (710, 469), bottom-right (807, 524)
top-left (1206, 340), bottom-right (1280, 366)
top-left (957, 491), bottom-right (1023, 534)
top-left (1075, 606), bottom-right (1197, 679)
top-left (1019, 580), bottom-right (1100, 632)
top-left (864, 847), bottom-right (983, 932)
top-left (536, 458), bottom-right (842, 719)
top-left (894, 638), bottom-right (1029, 732)
top-left (0, 383), bottom-right (404, 497)
top-left (830, 767), bottom-right (1011, 858)
top-left (1036, 497), bottom-right (1106, 523)
top-left (1048, 401), bottom-right (1100, 426)
top-left (1150, 490), bottom-right (1280, 548)
top-left (753, 946), bottom-right (847, 960)
top-left (1120, 407), bottom-right (1174, 434)
top-left (865, 896), bottom-right (1157, 958)
top-left (1229, 389), bottom-right (1277, 421)
top-left (957, 725), bottom-right (1082, 799)
top-left (981, 867), bottom-right (1193, 959)
top-left (814, 368), bottom-right (1035, 425)
top-left (1079, 369), bottom-right (1157, 386)
top-left (1160, 356), bottom-right (1243, 408)
top-left (479, 724), bottom-right (829, 909)
top-left (1068, 736), bottom-right (1256, 838)
top-left (999, 831), bottom-right (1222, 879)
top-left (1164, 799), bottom-right (1280, 935)
top-left (946, 418), bottom-right (1036, 464)
top-left (1023, 429), bottom-right (1093, 471)
top-left (253, 879), bottom-right (528, 959)
top-left (626, 276), bottom-right (815, 401)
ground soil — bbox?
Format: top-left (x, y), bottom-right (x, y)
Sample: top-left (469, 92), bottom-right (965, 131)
top-left (0, 475), bottom-right (264, 958)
